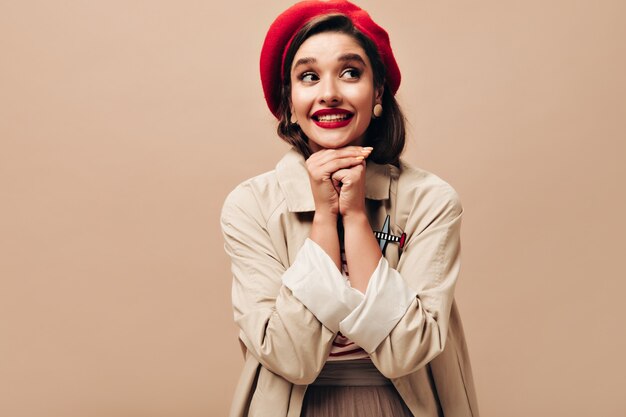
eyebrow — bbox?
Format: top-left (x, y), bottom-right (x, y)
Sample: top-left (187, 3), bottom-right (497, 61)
top-left (293, 57), bottom-right (316, 69)
top-left (338, 53), bottom-right (367, 66)
top-left (292, 53), bottom-right (368, 70)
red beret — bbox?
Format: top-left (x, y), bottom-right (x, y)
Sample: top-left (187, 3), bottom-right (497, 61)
top-left (260, 0), bottom-right (401, 118)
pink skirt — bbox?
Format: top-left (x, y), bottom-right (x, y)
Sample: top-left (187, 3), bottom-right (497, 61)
top-left (300, 359), bottom-right (413, 417)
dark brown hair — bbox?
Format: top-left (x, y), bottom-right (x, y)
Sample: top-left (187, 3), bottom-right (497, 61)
top-left (276, 14), bottom-right (406, 166)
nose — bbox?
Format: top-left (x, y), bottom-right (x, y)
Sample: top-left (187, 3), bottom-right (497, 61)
top-left (318, 77), bottom-right (342, 105)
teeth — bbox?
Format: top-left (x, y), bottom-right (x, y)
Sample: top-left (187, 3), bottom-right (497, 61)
top-left (317, 114), bottom-right (349, 122)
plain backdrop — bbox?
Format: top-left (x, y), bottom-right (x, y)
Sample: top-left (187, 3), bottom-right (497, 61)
top-left (1, 1), bottom-right (625, 416)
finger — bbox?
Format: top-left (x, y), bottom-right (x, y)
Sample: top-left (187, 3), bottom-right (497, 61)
top-left (336, 168), bottom-right (364, 187)
top-left (330, 173), bottom-right (342, 194)
top-left (323, 146), bottom-right (372, 162)
top-left (331, 168), bottom-right (352, 184)
top-left (319, 155), bottom-right (368, 175)
top-left (313, 145), bottom-right (372, 156)
top-left (307, 148), bottom-right (372, 180)
top-left (307, 158), bottom-right (358, 181)
top-left (309, 154), bottom-right (364, 176)
top-left (314, 146), bottom-right (373, 165)
top-left (334, 161), bottom-right (366, 187)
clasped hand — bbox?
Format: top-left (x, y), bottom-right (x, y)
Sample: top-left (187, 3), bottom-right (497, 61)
top-left (305, 146), bottom-right (373, 219)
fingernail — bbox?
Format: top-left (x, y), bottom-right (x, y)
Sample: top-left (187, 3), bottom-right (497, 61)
top-left (362, 147), bottom-right (373, 152)
top-left (356, 155), bottom-right (365, 161)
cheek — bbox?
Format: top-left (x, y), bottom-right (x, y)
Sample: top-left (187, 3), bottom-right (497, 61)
top-left (345, 85), bottom-right (375, 111)
top-left (290, 88), bottom-right (313, 114)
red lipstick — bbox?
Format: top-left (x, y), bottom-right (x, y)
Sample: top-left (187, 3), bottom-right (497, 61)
top-left (312, 108), bottom-right (354, 129)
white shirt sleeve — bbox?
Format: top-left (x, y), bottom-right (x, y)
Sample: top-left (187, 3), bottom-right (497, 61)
top-left (339, 256), bottom-right (417, 353)
top-left (282, 238), bottom-right (417, 351)
top-left (281, 238), bottom-right (363, 332)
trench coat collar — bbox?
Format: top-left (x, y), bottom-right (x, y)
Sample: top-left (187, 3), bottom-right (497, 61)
top-left (276, 148), bottom-right (391, 213)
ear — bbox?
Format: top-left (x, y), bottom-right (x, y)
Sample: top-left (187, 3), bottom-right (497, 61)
top-left (289, 98), bottom-right (295, 116)
top-left (375, 84), bottom-right (384, 103)
top-left (289, 104), bottom-right (298, 124)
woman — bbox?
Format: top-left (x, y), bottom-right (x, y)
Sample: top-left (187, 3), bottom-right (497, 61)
top-left (221, 1), bottom-right (479, 416)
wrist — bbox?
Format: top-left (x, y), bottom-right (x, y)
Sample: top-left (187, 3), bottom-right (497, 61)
top-left (313, 210), bottom-right (338, 224)
top-left (340, 210), bottom-right (369, 227)
top-left (310, 212), bottom-right (341, 271)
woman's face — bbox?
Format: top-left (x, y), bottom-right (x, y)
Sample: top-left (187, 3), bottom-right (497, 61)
top-left (289, 32), bottom-right (382, 152)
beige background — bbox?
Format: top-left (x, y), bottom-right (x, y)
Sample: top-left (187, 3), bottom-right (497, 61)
top-left (1, 0), bottom-right (625, 416)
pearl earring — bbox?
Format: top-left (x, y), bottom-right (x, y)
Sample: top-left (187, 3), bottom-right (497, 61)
top-left (373, 103), bottom-right (383, 118)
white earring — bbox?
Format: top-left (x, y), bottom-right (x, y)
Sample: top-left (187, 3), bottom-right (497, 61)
top-left (373, 103), bottom-right (383, 118)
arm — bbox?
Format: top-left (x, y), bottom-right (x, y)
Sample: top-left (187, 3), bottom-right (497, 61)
top-left (309, 213), bottom-right (341, 271)
top-left (342, 211), bottom-right (382, 292)
top-left (221, 148), bottom-right (373, 385)
top-left (332, 158), bottom-right (382, 292)
top-left (221, 191), bottom-right (335, 385)
top-left (339, 186), bottom-right (463, 379)
top-left (305, 146), bottom-right (372, 270)
top-left (221, 186), bottom-right (365, 385)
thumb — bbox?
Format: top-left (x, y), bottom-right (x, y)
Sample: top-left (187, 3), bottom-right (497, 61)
top-left (332, 168), bottom-right (352, 188)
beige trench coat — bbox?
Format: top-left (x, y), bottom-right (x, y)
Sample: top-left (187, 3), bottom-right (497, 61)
top-left (221, 149), bottom-right (479, 417)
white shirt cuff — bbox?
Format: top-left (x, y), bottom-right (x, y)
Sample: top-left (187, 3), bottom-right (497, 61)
top-left (339, 256), bottom-right (417, 353)
top-left (282, 238), bottom-right (364, 332)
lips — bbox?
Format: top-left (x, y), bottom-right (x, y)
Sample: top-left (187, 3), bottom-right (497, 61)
top-left (312, 108), bottom-right (354, 129)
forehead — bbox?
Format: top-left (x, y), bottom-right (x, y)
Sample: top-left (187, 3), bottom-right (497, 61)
top-left (292, 32), bottom-right (368, 63)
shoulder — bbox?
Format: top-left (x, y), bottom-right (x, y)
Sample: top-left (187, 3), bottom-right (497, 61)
top-left (221, 169), bottom-right (286, 226)
top-left (394, 160), bottom-right (463, 224)
top-left (396, 161), bottom-right (461, 202)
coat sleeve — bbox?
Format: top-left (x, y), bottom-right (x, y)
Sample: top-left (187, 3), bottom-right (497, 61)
top-left (338, 185), bottom-right (463, 379)
top-left (220, 186), bottom-right (360, 385)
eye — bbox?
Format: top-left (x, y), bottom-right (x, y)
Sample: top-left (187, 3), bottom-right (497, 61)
top-left (340, 68), bottom-right (361, 80)
top-left (299, 71), bottom-right (319, 83)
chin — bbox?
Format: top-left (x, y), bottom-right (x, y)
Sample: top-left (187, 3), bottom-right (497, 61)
top-left (307, 134), bottom-right (364, 151)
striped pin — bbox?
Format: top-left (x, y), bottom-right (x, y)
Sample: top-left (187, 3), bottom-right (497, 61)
top-left (373, 215), bottom-right (406, 254)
